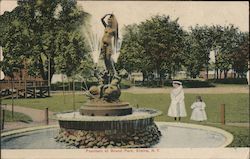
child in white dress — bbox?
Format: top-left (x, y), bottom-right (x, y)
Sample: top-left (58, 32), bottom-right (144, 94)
top-left (190, 96), bottom-right (207, 121)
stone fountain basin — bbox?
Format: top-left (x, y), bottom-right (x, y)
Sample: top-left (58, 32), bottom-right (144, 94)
top-left (54, 108), bottom-right (162, 131)
top-left (1, 122), bottom-right (233, 149)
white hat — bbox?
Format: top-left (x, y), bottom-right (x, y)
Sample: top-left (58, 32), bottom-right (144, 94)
top-left (172, 81), bottom-right (182, 85)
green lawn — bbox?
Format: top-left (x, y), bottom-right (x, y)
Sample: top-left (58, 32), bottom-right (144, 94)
top-left (3, 110), bottom-right (33, 122)
top-left (2, 92), bottom-right (249, 147)
top-left (120, 93), bottom-right (249, 123)
top-left (2, 93), bottom-right (248, 123)
top-left (2, 94), bottom-right (87, 112)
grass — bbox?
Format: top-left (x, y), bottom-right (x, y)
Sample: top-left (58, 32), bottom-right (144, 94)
top-left (2, 93), bottom-right (249, 123)
top-left (205, 123), bottom-right (249, 147)
top-left (120, 93), bottom-right (249, 123)
top-left (1, 92), bottom-right (249, 147)
top-left (3, 110), bottom-right (33, 122)
top-left (2, 94), bottom-right (87, 112)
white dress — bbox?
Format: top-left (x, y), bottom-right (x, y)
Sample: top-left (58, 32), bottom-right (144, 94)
top-left (190, 101), bottom-right (207, 121)
top-left (168, 86), bottom-right (187, 117)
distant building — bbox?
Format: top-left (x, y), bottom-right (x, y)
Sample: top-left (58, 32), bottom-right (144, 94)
top-left (51, 74), bottom-right (68, 84)
top-left (199, 70), bottom-right (234, 79)
top-left (174, 71), bottom-right (187, 79)
top-left (130, 72), bottom-right (143, 82)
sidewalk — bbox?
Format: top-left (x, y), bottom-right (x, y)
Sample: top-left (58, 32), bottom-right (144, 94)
top-left (122, 86), bottom-right (249, 94)
top-left (2, 105), bottom-right (56, 132)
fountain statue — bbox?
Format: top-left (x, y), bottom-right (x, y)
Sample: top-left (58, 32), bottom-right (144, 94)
top-left (55, 14), bottom-right (162, 148)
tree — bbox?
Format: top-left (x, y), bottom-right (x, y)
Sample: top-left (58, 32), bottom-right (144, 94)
top-left (54, 30), bottom-right (89, 77)
top-left (231, 32), bottom-right (249, 77)
top-left (0, 0), bottom-right (90, 81)
top-left (138, 15), bottom-right (185, 82)
top-left (117, 24), bottom-right (154, 83)
top-left (182, 31), bottom-right (205, 78)
top-left (215, 25), bottom-right (239, 79)
top-left (189, 25), bottom-right (215, 79)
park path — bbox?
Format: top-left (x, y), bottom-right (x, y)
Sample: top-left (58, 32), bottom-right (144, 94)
top-left (4, 105), bottom-right (54, 122)
top-left (122, 86), bottom-right (249, 94)
top-left (2, 105), bottom-right (56, 131)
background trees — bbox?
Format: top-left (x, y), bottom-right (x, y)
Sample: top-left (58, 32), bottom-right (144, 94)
top-left (139, 16), bottom-right (185, 82)
top-left (0, 2), bottom-right (248, 84)
top-left (117, 15), bottom-right (185, 83)
top-left (0, 0), bottom-right (90, 81)
top-left (117, 17), bottom-right (249, 81)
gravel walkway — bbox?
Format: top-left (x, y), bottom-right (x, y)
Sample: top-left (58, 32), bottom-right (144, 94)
top-left (3, 105), bottom-right (54, 122)
top-left (122, 86), bottom-right (249, 94)
top-left (1, 105), bottom-right (56, 131)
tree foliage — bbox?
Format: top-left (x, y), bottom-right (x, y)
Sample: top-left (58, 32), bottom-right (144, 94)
top-left (0, 0), bottom-right (90, 80)
top-left (118, 16), bottom-right (249, 81)
top-left (117, 15), bottom-right (185, 82)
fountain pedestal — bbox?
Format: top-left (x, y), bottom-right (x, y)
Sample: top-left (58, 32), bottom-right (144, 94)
top-left (79, 102), bottom-right (132, 116)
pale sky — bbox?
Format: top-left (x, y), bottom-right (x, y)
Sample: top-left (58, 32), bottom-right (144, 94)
top-left (1, 1), bottom-right (249, 32)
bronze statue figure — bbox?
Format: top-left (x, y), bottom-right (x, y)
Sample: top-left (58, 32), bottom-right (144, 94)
top-left (87, 13), bottom-right (122, 102)
top-left (101, 13), bottom-right (119, 76)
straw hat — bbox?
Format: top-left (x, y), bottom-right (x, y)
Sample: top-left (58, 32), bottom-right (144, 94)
top-left (172, 81), bottom-right (182, 85)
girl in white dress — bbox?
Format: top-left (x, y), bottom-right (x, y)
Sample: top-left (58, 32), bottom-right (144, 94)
top-left (168, 81), bottom-right (187, 121)
top-left (190, 96), bottom-right (207, 121)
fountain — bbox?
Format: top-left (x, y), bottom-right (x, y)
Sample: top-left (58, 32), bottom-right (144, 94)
top-left (54, 13), bottom-right (162, 148)
top-left (0, 14), bottom-right (235, 150)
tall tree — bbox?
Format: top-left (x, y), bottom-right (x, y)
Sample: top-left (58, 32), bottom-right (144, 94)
top-left (117, 24), bottom-right (154, 82)
top-left (0, 0), bottom-right (90, 81)
top-left (138, 15), bottom-right (185, 82)
top-left (189, 25), bottom-right (215, 79)
top-left (182, 31), bottom-right (205, 78)
top-left (231, 32), bottom-right (249, 77)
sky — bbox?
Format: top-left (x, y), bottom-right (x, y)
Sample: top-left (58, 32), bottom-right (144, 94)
top-left (1, 1), bottom-right (249, 32)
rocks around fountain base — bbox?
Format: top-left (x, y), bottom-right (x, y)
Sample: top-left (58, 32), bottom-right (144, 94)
top-left (55, 123), bottom-right (161, 148)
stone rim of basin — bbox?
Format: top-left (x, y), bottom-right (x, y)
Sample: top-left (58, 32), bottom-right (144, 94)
top-left (53, 108), bottom-right (162, 122)
top-left (1, 122), bottom-right (234, 148)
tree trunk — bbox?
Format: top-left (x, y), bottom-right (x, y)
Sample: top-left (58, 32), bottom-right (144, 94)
top-left (206, 66), bottom-right (209, 80)
top-left (146, 76), bottom-right (149, 86)
top-left (216, 67), bottom-right (219, 79)
top-left (224, 70), bottom-right (228, 79)
top-left (237, 73), bottom-right (240, 78)
top-left (156, 68), bottom-right (160, 87)
top-left (233, 69), bottom-right (236, 78)
top-left (142, 71), bottom-right (146, 85)
top-left (160, 72), bottom-right (164, 87)
top-left (168, 71), bottom-right (172, 80)
top-left (49, 57), bottom-right (55, 82)
top-left (38, 55), bottom-right (46, 80)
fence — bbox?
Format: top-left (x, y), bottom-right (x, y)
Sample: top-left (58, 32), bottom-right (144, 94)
top-left (0, 80), bottom-right (50, 99)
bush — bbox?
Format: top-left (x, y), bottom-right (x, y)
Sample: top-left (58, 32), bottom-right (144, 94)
top-left (181, 80), bottom-right (215, 88)
top-left (51, 81), bottom-right (98, 91)
top-left (51, 80), bottom-right (132, 91)
top-left (120, 80), bottom-right (132, 89)
top-left (208, 78), bottom-right (247, 84)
